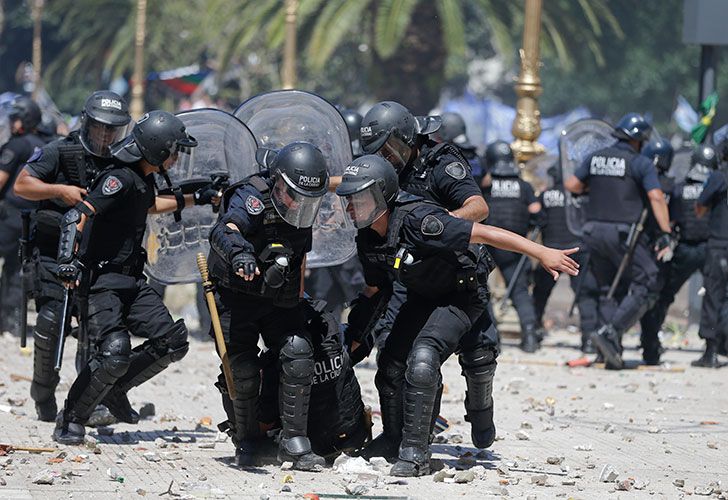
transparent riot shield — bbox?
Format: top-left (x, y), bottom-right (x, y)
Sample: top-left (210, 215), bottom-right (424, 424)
top-left (145, 108), bottom-right (259, 284)
top-left (234, 90), bottom-right (356, 268)
top-left (559, 119), bottom-right (615, 237)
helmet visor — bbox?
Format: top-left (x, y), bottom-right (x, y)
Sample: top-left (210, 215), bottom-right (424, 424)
top-left (165, 143), bottom-right (196, 172)
top-left (271, 172), bottom-right (324, 228)
top-left (340, 180), bottom-right (388, 229)
top-left (376, 135), bottom-right (410, 171)
top-left (80, 116), bottom-right (130, 157)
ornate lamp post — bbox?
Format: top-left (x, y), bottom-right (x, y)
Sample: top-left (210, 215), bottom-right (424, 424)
top-left (511, 0), bottom-right (545, 165)
top-left (31, 0), bottom-right (44, 99)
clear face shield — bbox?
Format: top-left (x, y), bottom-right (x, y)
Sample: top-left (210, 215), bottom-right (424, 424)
top-left (271, 172), bottom-right (324, 228)
top-left (341, 180), bottom-right (389, 229)
top-left (376, 134), bottom-right (411, 172)
top-left (164, 143), bottom-right (196, 172)
top-left (80, 116), bottom-right (130, 158)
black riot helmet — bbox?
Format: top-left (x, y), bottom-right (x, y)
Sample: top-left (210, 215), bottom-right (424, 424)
top-left (340, 109), bottom-right (363, 143)
top-left (686, 144), bottom-right (719, 182)
top-left (336, 154), bottom-right (398, 229)
top-left (485, 140), bottom-right (519, 177)
top-left (111, 110), bottom-right (197, 167)
top-left (9, 96), bottom-right (42, 132)
top-left (257, 141), bottom-right (329, 228)
top-left (641, 138), bottom-right (674, 173)
top-left (612, 113), bottom-right (652, 143)
top-left (79, 90), bottom-right (132, 158)
top-left (359, 101), bottom-right (441, 171)
top-left (437, 112), bottom-right (468, 144)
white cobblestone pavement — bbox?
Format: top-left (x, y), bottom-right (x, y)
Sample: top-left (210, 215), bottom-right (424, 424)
top-left (0, 287), bottom-right (726, 499)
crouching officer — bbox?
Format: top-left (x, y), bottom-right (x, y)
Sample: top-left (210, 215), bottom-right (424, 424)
top-left (52, 111), bottom-right (214, 444)
top-left (693, 142), bottom-right (728, 367)
top-left (207, 141), bottom-right (329, 470)
top-left (13, 90), bottom-right (131, 421)
top-left (338, 155), bottom-right (578, 476)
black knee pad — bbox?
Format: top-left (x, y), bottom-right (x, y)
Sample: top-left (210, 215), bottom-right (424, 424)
top-left (279, 335), bottom-right (314, 380)
top-left (405, 346), bottom-right (441, 389)
top-left (149, 319), bottom-right (189, 362)
top-left (34, 305), bottom-right (60, 345)
top-left (97, 332), bottom-right (132, 380)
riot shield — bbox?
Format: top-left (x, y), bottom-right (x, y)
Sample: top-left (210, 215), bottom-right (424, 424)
top-left (559, 119), bottom-right (615, 237)
top-left (145, 108), bottom-right (259, 284)
top-left (234, 90), bottom-right (356, 268)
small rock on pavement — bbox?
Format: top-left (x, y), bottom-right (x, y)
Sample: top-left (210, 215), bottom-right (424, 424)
top-left (531, 474), bottom-right (548, 486)
top-left (139, 402), bottom-right (155, 419)
top-left (32, 469), bottom-right (55, 485)
top-left (546, 456), bottom-right (563, 465)
top-left (562, 479), bottom-right (576, 486)
top-left (633, 479), bottom-right (649, 490)
top-left (574, 444), bottom-right (592, 451)
top-left (433, 469), bottom-right (456, 482)
top-left (694, 485), bottom-right (715, 496)
top-left (707, 442), bottom-right (718, 449)
top-left (83, 435), bottom-right (98, 448)
top-left (673, 479), bottom-right (685, 488)
top-left (599, 464), bottom-right (619, 482)
top-left (454, 470), bottom-right (476, 483)
top-left (616, 479), bottom-right (634, 491)
top-left (143, 452), bottom-right (160, 462)
top-left (280, 461), bottom-right (293, 471)
top-left (515, 430), bottom-right (530, 440)
top-left (197, 441), bottom-right (215, 449)
top-left (345, 483), bottom-right (369, 496)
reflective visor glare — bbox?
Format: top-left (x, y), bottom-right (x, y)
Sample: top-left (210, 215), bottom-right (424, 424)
top-left (272, 175), bottom-right (323, 228)
top-left (82, 120), bottom-right (129, 157)
top-left (342, 187), bottom-right (387, 229)
top-left (167, 145), bottom-right (193, 172)
top-left (377, 135), bottom-right (408, 169)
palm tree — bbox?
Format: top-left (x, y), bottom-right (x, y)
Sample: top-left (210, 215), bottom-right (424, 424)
top-left (218, 0), bottom-right (623, 110)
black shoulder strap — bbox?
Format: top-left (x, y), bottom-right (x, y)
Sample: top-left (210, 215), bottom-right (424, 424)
top-left (385, 201), bottom-right (426, 248)
top-left (221, 174), bottom-right (271, 214)
top-left (57, 141), bottom-right (87, 187)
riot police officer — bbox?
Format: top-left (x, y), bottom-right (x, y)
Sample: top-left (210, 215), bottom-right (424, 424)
top-left (482, 140), bottom-right (543, 352)
top-left (639, 141), bottom-right (710, 364)
top-left (341, 108), bottom-right (364, 158)
top-left (532, 163), bottom-right (598, 353)
top-left (0, 96), bottom-right (45, 335)
top-left (693, 141), bottom-right (728, 367)
top-left (564, 113), bottom-right (673, 369)
top-left (52, 110), bottom-right (215, 444)
top-left (207, 141), bottom-right (329, 470)
top-left (14, 91), bottom-right (132, 421)
top-left (433, 111), bottom-right (486, 184)
top-left (358, 101), bottom-right (500, 455)
top-left (337, 155), bottom-right (578, 476)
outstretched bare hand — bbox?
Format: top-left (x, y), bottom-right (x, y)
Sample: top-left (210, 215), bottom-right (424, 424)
top-left (539, 247), bottom-right (579, 280)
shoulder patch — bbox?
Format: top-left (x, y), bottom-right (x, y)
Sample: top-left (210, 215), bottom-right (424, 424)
top-left (444, 161), bottom-right (467, 180)
top-left (245, 195), bottom-right (264, 215)
top-left (102, 175), bottom-right (124, 195)
top-left (421, 214), bottom-right (444, 236)
top-left (0, 148), bottom-right (15, 166)
top-left (27, 147), bottom-right (43, 163)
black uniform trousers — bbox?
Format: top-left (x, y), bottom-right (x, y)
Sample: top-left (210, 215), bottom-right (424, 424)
top-left (641, 241), bottom-right (706, 344)
top-left (532, 249), bottom-right (598, 335)
top-left (582, 221), bottom-right (660, 334)
top-left (0, 203), bottom-right (23, 333)
top-left (487, 246), bottom-right (538, 330)
top-left (698, 240), bottom-right (728, 345)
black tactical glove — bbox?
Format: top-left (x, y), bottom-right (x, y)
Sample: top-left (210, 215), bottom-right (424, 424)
top-left (231, 252), bottom-right (258, 279)
top-left (529, 210), bottom-right (546, 229)
top-left (57, 260), bottom-right (82, 284)
top-left (654, 231), bottom-right (676, 262)
top-left (193, 183), bottom-right (221, 206)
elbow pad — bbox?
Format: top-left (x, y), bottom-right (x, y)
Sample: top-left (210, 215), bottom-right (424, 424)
top-left (209, 222), bottom-right (254, 264)
top-left (58, 208), bottom-right (82, 264)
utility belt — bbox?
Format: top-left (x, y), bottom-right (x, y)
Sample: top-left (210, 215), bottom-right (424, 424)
top-left (90, 250), bottom-right (147, 278)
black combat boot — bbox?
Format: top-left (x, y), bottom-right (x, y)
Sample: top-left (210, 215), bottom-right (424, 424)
top-left (520, 324), bottom-right (540, 353)
top-left (591, 324), bottom-right (623, 369)
top-left (101, 387), bottom-right (140, 424)
top-left (581, 333), bottom-right (596, 354)
top-left (35, 399), bottom-right (58, 422)
top-left (642, 339), bottom-right (663, 366)
top-left (358, 355), bottom-right (405, 462)
top-left (691, 339), bottom-right (721, 368)
top-left (52, 405), bottom-right (86, 445)
top-left (390, 381), bottom-right (438, 477)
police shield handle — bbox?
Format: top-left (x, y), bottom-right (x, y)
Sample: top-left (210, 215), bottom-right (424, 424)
top-left (196, 253), bottom-right (237, 400)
